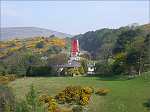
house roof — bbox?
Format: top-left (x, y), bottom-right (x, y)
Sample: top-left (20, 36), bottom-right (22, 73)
top-left (56, 61), bottom-right (81, 68)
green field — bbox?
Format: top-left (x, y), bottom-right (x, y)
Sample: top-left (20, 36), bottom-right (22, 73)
top-left (8, 72), bottom-right (150, 112)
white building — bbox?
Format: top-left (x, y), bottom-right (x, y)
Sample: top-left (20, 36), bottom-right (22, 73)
top-left (87, 62), bottom-right (95, 75)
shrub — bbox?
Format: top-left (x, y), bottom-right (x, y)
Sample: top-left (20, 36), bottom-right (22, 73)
top-left (82, 87), bottom-right (94, 94)
top-left (26, 84), bottom-right (38, 111)
top-left (78, 66), bottom-right (85, 75)
top-left (55, 86), bottom-right (93, 106)
top-left (143, 99), bottom-right (150, 109)
top-left (39, 94), bottom-right (58, 112)
top-left (0, 85), bottom-right (15, 112)
top-left (95, 88), bottom-right (110, 96)
top-left (16, 101), bottom-right (29, 112)
top-left (0, 75), bottom-right (16, 85)
top-left (28, 66), bottom-right (52, 76)
top-left (47, 46), bottom-right (62, 54)
top-left (35, 41), bottom-right (44, 48)
top-left (63, 68), bottom-right (81, 76)
top-left (16, 84), bottom-right (46, 112)
top-left (95, 62), bottom-right (112, 75)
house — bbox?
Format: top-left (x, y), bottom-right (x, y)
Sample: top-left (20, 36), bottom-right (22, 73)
top-left (87, 62), bottom-right (95, 75)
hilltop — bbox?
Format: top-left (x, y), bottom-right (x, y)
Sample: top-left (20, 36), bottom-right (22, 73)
top-left (0, 27), bottom-right (72, 40)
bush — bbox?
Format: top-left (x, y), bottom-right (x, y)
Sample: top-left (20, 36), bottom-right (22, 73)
top-left (47, 46), bottom-right (62, 54)
top-left (0, 75), bottom-right (16, 84)
top-left (0, 85), bottom-right (15, 112)
top-left (143, 99), bottom-right (150, 109)
top-left (63, 67), bottom-right (85, 76)
top-left (16, 84), bottom-right (46, 112)
top-left (39, 94), bottom-right (58, 112)
top-left (35, 41), bottom-right (44, 48)
top-left (95, 88), bottom-right (110, 96)
top-left (28, 66), bottom-right (52, 76)
top-left (16, 101), bottom-right (29, 112)
top-left (55, 86), bottom-right (93, 106)
top-left (95, 62), bottom-right (112, 75)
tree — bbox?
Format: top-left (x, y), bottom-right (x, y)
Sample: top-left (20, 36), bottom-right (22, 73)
top-left (80, 59), bottom-right (88, 73)
top-left (129, 37), bottom-right (145, 75)
top-left (143, 34), bottom-right (150, 72)
top-left (16, 84), bottom-right (45, 112)
top-left (98, 43), bottom-right (113, 63)
top-left (2, 50), bottom-right (41, 76)
top-left (35, 41), bottom-right (44, 49)
top-left (47, 53), bottom-right (68, 66)
top-left (112, 52), bottom-right (127, 75)
top-left (96, 62), bottom-right (112, 75)
top-left (78, 66), bottom-right (85, 75)
top-left (113, 28), bottom-right (142, 54)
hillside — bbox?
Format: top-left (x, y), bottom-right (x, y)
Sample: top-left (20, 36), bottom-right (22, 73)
top-left (0, 23), bottom-right (149, 76)
top-left (0, 27), bottom-right (72, 40)
top-left (75, 23), bottom-right (150, 59)
top-left (0, 37), bottom-right (67, 59)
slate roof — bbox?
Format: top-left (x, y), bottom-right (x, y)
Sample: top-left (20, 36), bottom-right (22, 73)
top-left (56, 61), bottom-right (81, 68)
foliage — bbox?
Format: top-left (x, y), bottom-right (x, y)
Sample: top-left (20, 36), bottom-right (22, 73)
top-left (63, 68), bottom-right (80, 76)
top-left (80, 59), bottom-right (88, 73)
top-left (112, 28), bottom-right (150, 75)
top-left (16, 84), bottom-right (45, 112)
top-left (0, 24), bottom-right (149, 77)
top-left (16, 101), bottom-right (29, 112)
top-left (75, 28), bottom-right (119, 59)
top-left (112, 52), bottom-right (127, 74)
top-left (48, 53), bottom-right (68, 66)
top-left (47, 45), bottom-right (62, 54)
top-left (0, 85), bottom-right (15, 112)
top-left (26, 84), bottom-right (38, 111)
top-left (55, 86), bottom-right (93, 106)
top-left (39, 94), bottom-right (58, 112)
top-left (62, 64), bottom-right (85, 76)
top-left (144, 99), bottom-right (150, 108)
top-left (49, 38), bottom-right (66, 48)
top-left (0, 50), bottom-right (46, 76)
top-left (35, 41), bottom-right (44, 48)
top-left (27, 66), bottom-right (52, 76)
top-left (0, 75), bottom-right (16, 85)
top-left (78, 67), bottom-right (85, 75)
top-left (76, 24), bottom-right (150, 76)
top-left (95, 62), bottom-right (112, 75)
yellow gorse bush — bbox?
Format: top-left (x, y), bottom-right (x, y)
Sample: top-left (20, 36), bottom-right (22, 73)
top-left (39, 94), bottom-right (58, 112)
top-left (0, 75), bottom-right (16, 84)
top-left (55, 86), bottom-right (93, 106)
top-left (95, 88), bottom-right (110, 96)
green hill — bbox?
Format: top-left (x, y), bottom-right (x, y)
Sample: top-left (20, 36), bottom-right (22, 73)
top-left (75, 23), bottom-right (150, 59)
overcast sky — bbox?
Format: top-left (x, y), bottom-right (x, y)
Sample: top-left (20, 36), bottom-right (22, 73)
top-left (1, 1), bottom-right (149, 35)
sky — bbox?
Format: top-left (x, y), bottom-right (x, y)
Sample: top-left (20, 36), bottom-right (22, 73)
top-left (1, 1), bottom-right (150, 35)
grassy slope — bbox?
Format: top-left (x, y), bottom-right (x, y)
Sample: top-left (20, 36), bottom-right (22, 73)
top-left (8, 72), bottom-right (150, 112)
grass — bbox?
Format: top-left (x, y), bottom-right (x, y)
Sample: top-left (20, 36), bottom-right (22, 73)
top-left (8, 72), bottom-right (150, 112)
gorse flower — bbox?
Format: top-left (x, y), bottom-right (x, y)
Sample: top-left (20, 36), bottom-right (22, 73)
top-left (55, 86), bottom-right (93, 106)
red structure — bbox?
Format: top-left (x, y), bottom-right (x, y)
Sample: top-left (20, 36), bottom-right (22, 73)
top-left (71, 39), bottom-right (79, 57)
